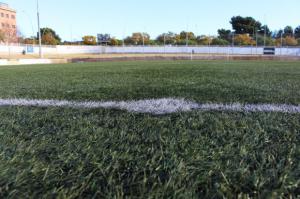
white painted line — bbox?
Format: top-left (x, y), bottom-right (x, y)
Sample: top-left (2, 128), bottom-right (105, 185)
top-left (0, 98), bottom-right (299, 115)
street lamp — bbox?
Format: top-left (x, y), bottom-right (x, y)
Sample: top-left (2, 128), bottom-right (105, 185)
top-left (37, 0), bottom-right (42, 58)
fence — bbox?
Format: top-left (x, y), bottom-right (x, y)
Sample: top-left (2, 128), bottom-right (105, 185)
top-left (0, 45), bottom-right (300, 56)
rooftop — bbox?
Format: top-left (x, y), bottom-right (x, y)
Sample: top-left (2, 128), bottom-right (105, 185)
top-left (0, 2), bottom-right (8, 8)
top-left (0, 2), bottom-right (16, 12)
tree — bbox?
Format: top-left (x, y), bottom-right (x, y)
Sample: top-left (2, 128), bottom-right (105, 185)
top-left (294, 26), bottom-right (300, 38)
top-left (283, 26), bottom-right (294, 37)
top-left (274, 29), bottom-right (284, 39)
top-left (0, 27), bottom-right (18, 44)
top-left (179, 31), bottom-right (196, 41)
top-left (255, 35), bottom-right (275, 46)
top-left (39, 27), bottom-right (61, 45)
top-left (127, 32), bottom-right (150, 45)
top-left (211, 38), bottom-right (230, 45)
top-left (196, 35), bottom-right (212, 45)
top-left (230, 16), bottom-right (262, 35)
top-left (275, 36), bottom-right (298, 46)
top-left (234, 34), bottom-right (256, 46)
top-left (258, 25), bottom-right (272, 37)
top-left (124, 36), bottom-right (132, 45)
top-left (109, 38), bottom-right (119, 46)
top-left (156, 32), bottom-right (177, 45)
top-left (217, 29), bottom-right (231, 41)
top-left (284, 36), bottom-right (298, 46)
top-left (23, 37), bottom-right (37, 44)
top-left (82, 35), bottom-right (97, 45)
top-left (0, 30), bottom-right (5, 42)
top-left (230, 16), bottom-right (272, 37)
top-left (42, 33), bottom-right (59, 45)
top-left (131, 33), bottom-right (142, 44)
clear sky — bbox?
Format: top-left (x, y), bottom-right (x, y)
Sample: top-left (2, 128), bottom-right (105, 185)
top-left (3, 0), bottom-right (300, 41)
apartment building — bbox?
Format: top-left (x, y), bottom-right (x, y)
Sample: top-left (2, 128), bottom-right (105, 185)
top-left (0, 2), bottom-right (16, 41)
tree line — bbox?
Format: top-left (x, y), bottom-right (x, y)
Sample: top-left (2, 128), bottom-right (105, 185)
top-left (19, 16), bottom-right (300, 46)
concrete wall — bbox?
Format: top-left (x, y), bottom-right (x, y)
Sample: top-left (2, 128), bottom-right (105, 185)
top-left (0, 45), bottom-right (300, 56)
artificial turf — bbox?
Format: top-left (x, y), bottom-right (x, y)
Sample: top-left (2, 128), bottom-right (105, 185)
top-left (0, 60), bottom-right (300, 104)
top-left (0, 60), bottom-right (300, 198)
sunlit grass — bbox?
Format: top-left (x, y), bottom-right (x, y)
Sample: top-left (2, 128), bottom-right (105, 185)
top-left (0, 60), bottom-right (300, 198)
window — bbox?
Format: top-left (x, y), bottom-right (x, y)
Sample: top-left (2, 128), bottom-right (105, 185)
top-left (12, 25), bottom-right (16, 29)
top-left (6, 14), bottom-right (9, 18)
top-left (1, 23), bottom-right (4, 27)
top-left (1, 13), bottom-right (4, 17)
top-left (11, 15), bottom-right (15, 19)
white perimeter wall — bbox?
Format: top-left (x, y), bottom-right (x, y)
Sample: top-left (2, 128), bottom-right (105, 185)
top-left (0, 45), bottom-right (300, 56)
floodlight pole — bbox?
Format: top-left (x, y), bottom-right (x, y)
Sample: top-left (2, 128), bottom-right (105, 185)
top-left (255, 30), bottom-right (258, 54)
top-left (163, 33), bottom-right (166, 55)
top-left (280, 32), bottom-right (283, 47)
top-left (186, 32), bottom-right (188, 47)
top-left (37, 0), bottom-right (43, 58)
top-left (122, 28), bottom-right (125, 47)
top-left (280, 32), bottom-right (283, 55)
top-left (263, 25), bottom-right (266, 47)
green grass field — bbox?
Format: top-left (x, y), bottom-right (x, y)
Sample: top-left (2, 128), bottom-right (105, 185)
top-left (0, 60), bottom-right (300, 198)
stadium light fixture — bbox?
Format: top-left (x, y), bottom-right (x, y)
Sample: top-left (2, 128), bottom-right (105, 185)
top-left (37, 0), bottom-right (42, 58)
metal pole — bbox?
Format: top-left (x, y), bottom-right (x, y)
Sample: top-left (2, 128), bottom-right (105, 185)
top-left (280, 32), bottom-right (283, 56)
top-left (37, 0), bottom-right (42, 58)
top-left (163, 33), bottom-right (166, 55)
top-left (281, 32), bottom-right (283, 47)
top-left (186, 31), bottom-right (188, 47)
top-left (256, 30), bottom-right (258, 54)
top-left (70, 25), bottom-right (73, 44)
top-left (122, 29), bottom-right (125, 47)
top-left (232, 32), bottom-right (235, 55)
top-left (264, 25), bottom-right (266, 47)
top-left (142, 32), bottom-right (145, 54)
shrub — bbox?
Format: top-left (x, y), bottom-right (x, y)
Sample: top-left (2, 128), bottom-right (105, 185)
top-left (211, 38), bottom-right (230, 46)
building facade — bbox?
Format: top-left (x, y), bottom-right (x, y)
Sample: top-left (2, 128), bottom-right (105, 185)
top-left (0, 2), bottom-right (16, 42)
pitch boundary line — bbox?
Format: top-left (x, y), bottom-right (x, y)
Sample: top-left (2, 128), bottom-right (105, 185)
top-left (0, 98), bottom-right (300, 115)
